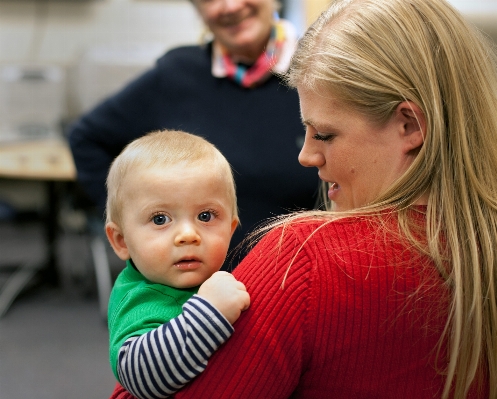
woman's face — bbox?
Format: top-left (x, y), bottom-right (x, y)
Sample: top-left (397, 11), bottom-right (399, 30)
top-left (194, 0), bottom-right (275, 61)
top-left (297, 85), bottom-right (420, 212)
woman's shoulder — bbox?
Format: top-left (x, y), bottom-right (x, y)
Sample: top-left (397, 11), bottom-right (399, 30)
top-left (242, 215), bottom-right (377, 263)
top-left (266, 214), bottom-right (377, 241)
top-left (249, 212), bottom-right (416, 267)
top-left (232, 216), bottom-right (373, 291)
top-left (270, 208), bottom-right (426, 239)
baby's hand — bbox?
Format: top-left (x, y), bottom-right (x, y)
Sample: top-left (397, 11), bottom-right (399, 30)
top-left (197, 271), bottom-right (250, 325)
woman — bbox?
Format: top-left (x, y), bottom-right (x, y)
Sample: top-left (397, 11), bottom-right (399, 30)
top-left (110, 0), bottom-right (497, 397)
top-left (68, 0), bottom-right (318, 259)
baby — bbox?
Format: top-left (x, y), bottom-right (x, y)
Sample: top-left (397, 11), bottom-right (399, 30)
top-left (105, 129), bottom-right (250, 399)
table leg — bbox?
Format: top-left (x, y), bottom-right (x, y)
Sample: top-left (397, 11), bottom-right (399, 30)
top-left (44, 180), bottom-right (61, 287)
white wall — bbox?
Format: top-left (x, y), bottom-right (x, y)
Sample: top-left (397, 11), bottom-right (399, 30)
top-left (448, 0), bottom-right (497, 13)
top-left (447, 0), bottom-right (497, 43)
top-left (0, 0), bottom-right (203, 118)
top-left (0, 0), bottom-right (202, 64)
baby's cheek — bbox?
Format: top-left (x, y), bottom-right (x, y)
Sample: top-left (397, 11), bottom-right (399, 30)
top-left (210, 241), bottom-right (231, 270)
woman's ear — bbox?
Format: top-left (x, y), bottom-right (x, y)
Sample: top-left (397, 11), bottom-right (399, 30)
top-left (396, 101), bottom-right (426, 154)
top-left (105, 222), bottom-right (130, 261)
top-left (230, 219), bottom-right (239, 237)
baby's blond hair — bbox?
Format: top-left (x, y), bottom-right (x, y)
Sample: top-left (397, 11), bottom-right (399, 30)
top-left (106, 129), bottom-right (238, 227)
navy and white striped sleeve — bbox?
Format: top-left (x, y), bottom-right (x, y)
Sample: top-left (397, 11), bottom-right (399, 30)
top-left (116, 294), bottom-right (234, 399)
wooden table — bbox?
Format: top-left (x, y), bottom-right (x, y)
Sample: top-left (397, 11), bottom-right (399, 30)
top-left (0, 138), bottom-right (76, 317)
top-left (0, 138), bottom-right (76, 181)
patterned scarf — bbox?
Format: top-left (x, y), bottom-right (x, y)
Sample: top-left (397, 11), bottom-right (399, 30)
top-left (212, 19), bottom-right (297, 88)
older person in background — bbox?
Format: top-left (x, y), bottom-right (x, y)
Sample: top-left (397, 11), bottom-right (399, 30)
top-left (68, 0), bottom-right (318, 265)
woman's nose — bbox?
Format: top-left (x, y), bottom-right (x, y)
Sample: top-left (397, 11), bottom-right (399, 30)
top-left (174, 224), bottom-right (201, 246)
top-left (298, 135), bottom-right (325, 168)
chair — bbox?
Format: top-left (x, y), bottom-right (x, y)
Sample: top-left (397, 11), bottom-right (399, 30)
top-left (87, 216), bottom-right (113, 320)
top-left (0, 217), bottom-right (46, 318)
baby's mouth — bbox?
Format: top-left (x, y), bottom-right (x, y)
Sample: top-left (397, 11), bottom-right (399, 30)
top-left (173, 258), bottom-right (201, 269)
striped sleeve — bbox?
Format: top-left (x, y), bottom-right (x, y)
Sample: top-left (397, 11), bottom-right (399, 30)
top-left (116, 295), bottom-right (234, 399)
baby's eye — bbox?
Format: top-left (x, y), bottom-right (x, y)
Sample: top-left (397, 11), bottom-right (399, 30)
top-left (153, 214), bottom-right (170, 225)
top-left (198, 211), bottom-right (216, 222)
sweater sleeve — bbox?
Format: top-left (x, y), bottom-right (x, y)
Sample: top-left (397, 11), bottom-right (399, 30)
top-left (118, 295), bottom-right (234, 399)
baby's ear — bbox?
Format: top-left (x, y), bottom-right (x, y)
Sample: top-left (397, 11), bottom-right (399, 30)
top-left (105, 222), bottom-right (130, 261)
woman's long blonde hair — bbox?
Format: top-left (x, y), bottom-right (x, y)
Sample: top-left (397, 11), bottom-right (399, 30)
top-left (284, 0), bottom-right (497, 397)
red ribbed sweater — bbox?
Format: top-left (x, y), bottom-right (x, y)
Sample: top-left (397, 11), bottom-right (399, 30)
top-left (110, 214), bottom-right (487, 398)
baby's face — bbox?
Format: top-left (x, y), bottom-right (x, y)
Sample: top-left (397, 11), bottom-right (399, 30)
top-left (116, 163), bottom-right (237, 288)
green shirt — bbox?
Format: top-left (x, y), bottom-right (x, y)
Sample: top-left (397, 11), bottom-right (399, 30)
top-left (107, 260), bottom-right (198, 379)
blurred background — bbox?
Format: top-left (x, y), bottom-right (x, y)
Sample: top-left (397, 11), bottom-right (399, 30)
top-left (0, 0), bottom-right (495, 398)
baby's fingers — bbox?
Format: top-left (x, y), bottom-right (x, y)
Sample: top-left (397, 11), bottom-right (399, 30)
top-left (238, 290), bottom-right (251, 311)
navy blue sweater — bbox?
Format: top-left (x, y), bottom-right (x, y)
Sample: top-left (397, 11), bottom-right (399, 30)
top-left (69, 43), bottom-right (318, 263)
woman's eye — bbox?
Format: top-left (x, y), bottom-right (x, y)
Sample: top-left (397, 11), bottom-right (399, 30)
top-left (198, 211), bottom-right (215, 222)
top-left (313, 133), bottom-right (335, 142)
top-left (152, 214), bottom-right (170, 225)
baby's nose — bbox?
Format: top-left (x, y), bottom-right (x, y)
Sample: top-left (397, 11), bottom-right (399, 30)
top-left (174, 224), bottom-right (201, 246)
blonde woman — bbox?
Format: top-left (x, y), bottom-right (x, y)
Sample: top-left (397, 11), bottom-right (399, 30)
top-left (110, 0), bottom-right (497, 398)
